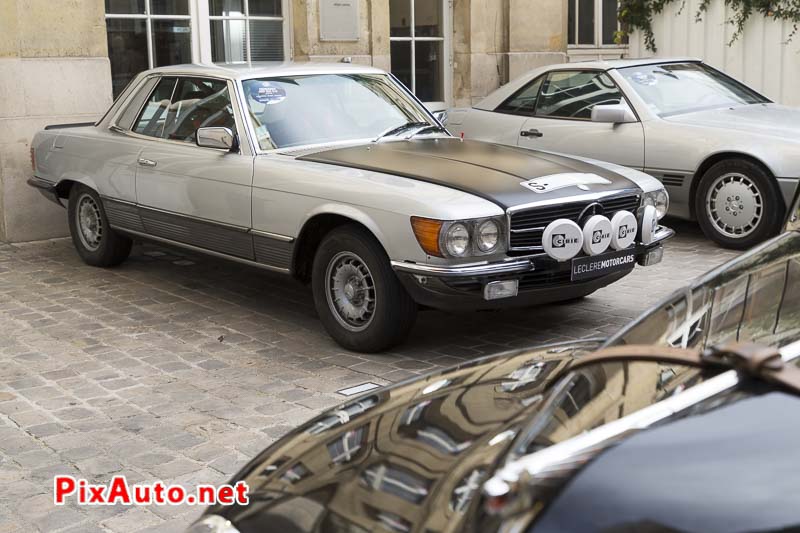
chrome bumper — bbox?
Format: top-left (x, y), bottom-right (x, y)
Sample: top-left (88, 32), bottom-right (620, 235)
top-left (391, 225), bottom-right (674, 278)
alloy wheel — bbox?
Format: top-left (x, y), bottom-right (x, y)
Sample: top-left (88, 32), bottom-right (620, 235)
top-left (76, 193), bottom-right (104, 251)
top-left (325, 251), bottom-right (376, 332)
top-left (706, 172), bottom-right (763, 238)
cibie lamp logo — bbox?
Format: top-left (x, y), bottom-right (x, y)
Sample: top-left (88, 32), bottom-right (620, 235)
top-left (552, 233), bottom-right (579, 248)
top-left (618, 224), bottom-right (635, 239)
top-left (592, 229), bottom-right (611, 244)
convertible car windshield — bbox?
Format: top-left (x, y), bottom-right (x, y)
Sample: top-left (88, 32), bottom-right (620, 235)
top-left (242, 73), bottom-right (431, 149)
top-left (619, 62), bottom-right (768, 117)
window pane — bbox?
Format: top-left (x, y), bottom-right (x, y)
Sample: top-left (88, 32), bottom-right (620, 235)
top-left (208, 0), bottom-right (244, 16)
top-left (537, 71), bottom-right (623, 119)
top-left (249, 0), bottom-right (281, 16)
top-left (415, 40), bottom-right (443, 102)
top-left (150, 0), bottom-right (189, 15)
top-left (390, 0), bottom-right (411, 37)
top-left (578, 0), bottom-right (594, 44)
top-left (163, 78), bottom-right (235, 143)
top-left (133, 77), bottom-right (176, 138)
top-left (210, 19), bottom-right (246, 62)
top-left (152, 19), bottom-right (192, 67)
top-left (106, 18), bottom-right (149, 98)
top-left (105, 0), bottom-right (145, 14)
top-left (568, 0), bottom-right (576, 45)
top-left (390, 40), bottom-right (412, 91)
top-left (414, 0), bottom-right (441, 37)
top-left (116, 77), bottom-right (158, 130)
top-left (249, 20), bottom-right (284, 61)
top-left (602, 0), bottom-right (618, 45)
top-left (496, 76), bottom-right (544, 116)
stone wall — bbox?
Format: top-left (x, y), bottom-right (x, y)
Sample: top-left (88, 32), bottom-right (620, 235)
top-left (0, 0), bottom-right (113, 242)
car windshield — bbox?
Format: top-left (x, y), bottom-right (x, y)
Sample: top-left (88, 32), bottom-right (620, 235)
top-left (241, 73), bottom-right (432, 150)
top-left (618, 62), bottom-right (769, 117)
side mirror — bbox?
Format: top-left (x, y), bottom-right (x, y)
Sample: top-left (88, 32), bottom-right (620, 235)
top-left (196, 127), bottom-right (238, 151)
top-left (591, 104), bottom-right (637, 124)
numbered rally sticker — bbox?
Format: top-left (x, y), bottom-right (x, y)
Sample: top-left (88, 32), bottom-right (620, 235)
top-left (254, 83), bottom-right (286, 105)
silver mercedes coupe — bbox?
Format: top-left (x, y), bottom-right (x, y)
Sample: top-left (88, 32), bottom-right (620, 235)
top-left (27, 62), bottom-right (671, 352)
top-left (449, 58), bottom-right (800, 250)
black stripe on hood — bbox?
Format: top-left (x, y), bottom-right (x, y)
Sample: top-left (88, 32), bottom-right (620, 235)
top-left (296, 138), bottom-right (638, 209)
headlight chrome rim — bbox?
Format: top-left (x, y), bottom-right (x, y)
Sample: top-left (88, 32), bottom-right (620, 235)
top-left (444, 222), bottom-right (470, 257)
top-left (476, 219), bottom-right (500, 253)
top-left (643, 189), bottom-right (669, 220)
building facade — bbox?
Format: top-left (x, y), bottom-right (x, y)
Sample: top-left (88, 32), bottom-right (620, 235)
top-left (0, 0), bottom-right (591, 243)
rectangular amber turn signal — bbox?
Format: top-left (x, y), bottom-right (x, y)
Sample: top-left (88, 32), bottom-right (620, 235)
top-left (410, 217), bottom-right (443, 257)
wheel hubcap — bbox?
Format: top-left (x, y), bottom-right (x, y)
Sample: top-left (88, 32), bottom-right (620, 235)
top-left (76, 194), bottom-right (103, 251)
top-left (706, 173), bottom-right (762, 238)
top-left (325, 252), bottom-right (376, 332)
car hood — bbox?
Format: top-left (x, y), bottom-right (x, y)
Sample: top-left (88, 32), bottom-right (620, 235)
top-left (665, 103), bottom-right (800, 142)
top-left (208, 340), bottom-right (603, 533)
top-left (296, 138), bottom-right (641, 209)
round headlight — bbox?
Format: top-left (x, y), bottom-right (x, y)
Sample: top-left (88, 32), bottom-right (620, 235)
top-left (445, 223), bottom-right (470, 256)
top-left (654, 189), bottom-right (669, 219)
top-left (476, 219), bottom-right (500, 252)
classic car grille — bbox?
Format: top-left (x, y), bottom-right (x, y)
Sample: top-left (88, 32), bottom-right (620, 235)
top-left (508, 194), bottom-right (640, 254)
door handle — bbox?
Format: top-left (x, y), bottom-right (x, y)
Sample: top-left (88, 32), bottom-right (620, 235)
top-left (138, 158), bottom-right (157, 167)
top-left (520, 128), bottom-right (544, 138)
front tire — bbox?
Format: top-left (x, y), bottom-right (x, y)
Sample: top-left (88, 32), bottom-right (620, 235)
top-left (312, 226), bottom-right (417, 352)
top-left (68, 185), bottom-right (132, 267)
top-left (695, 159), bottom-right (783, 250)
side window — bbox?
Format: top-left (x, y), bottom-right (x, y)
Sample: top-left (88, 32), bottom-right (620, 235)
top-left (115, 77), bottom-right (158, 131)
top-left (536, 70), bottom-right (623, 120)
top-left (163, 77), bottom-right (236, 143)
top-left (133, 77), bottom-right (177, 138)
top-left (495, 76), bottom-right (544, 116)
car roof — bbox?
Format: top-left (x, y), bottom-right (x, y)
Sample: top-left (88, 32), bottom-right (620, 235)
top-left (539, 56), bottom-right (703, 71)
top-left (148, 61), bottom-right (387, 80)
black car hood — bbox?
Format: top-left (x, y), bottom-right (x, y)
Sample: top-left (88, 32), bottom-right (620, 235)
top-left (296, 138), bottom-right (640, 209)
top-left (209, 340), bottom-right (603, 533)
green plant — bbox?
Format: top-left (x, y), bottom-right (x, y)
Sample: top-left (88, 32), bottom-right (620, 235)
top-left (617, 0), bottom-right (800, 52)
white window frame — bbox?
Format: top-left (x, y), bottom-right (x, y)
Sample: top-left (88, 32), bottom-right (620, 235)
top-left (567, 0), bottom-right (628, 54)
top-left (195, 0), bottom-right (292, 63)
top-left (105, 0), bottom-right (292, 70)
top-left (388, 0), bottom-right (453, 106)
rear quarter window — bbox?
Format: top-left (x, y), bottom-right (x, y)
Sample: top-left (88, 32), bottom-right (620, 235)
top-left (115, 76), bottom-right (159, 131)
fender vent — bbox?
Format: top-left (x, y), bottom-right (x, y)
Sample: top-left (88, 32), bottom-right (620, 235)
top-left (661, 174), bottom-right (685, 187)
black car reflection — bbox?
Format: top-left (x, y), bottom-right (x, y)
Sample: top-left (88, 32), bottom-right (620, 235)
top-left (189, 193), bottom-right (800, 533)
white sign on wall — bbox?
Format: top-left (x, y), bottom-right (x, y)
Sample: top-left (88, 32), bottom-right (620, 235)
top-left (320, 0), bottom-right (360, 41)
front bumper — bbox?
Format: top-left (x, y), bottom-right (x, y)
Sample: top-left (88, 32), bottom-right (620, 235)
top-left (27, 176), bottom-right (63, 207)
top-left (392, 226), bottom-right (673, 312)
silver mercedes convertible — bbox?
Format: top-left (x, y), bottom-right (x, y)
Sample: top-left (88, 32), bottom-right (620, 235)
top-left (28, 62), bottom-right (671, 352)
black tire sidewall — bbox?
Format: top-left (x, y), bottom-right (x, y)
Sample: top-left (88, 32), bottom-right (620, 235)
top-left (311, 226), bottom-right (416, 352)
top-left (67, 185), bottom-right (131, 267)
top-left (695, 159), bottom-right (783, 250)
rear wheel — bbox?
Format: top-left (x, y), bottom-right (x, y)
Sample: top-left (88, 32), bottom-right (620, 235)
top-left (695, 159), bottom-right (783, 250)
top-left (312, 226), bottom-right (417, 352)
top-left (68, 185), bottom-right (132, 267)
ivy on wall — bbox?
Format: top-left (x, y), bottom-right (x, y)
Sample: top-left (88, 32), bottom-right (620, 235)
top-left (617, 0), bottom-right (800, 51)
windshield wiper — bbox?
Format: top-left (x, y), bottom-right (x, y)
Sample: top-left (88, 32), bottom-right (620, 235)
top-left (407, 124), bottom-right (448, 138)
top-left (373, 121), bottom-right (430, 142)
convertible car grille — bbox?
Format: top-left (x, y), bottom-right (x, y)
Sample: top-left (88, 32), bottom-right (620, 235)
top-left (508, 194), bottom-right (640, 254)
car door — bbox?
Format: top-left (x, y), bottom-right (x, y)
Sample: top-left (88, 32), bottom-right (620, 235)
top-left (132, 76), bottom-right (255, 260)
top-left (515, 69), bottom-right (645, 170)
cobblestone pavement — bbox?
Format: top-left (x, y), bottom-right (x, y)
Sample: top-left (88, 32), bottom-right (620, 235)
top-left (0, 219), bottom-right (739, 532)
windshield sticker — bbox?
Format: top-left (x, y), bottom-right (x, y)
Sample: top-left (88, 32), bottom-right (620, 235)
top-left (253, 82), bottom-right (286, 105)
top-left (521, 173), bottom-right (612, 194)
top-left (630, 72), bottom-right (658, 86)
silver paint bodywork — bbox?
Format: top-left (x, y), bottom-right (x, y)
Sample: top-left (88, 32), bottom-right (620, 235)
top-left (30, 62), bottom-right (667, 291)
top-left (450, 58), bottom-right (800, 220)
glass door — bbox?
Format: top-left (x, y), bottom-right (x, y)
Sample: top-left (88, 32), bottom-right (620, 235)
top-left (389, 0), bottom-right (452, 106)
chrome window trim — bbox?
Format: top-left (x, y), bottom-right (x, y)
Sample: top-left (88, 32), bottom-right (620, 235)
top-left (483, 337), bottom-right (800, 501)
top-left (119, 74), bottom-right (250, 155)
